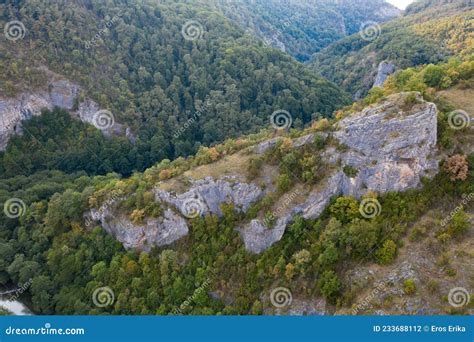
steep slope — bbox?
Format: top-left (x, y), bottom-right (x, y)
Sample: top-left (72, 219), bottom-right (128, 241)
top-left (1, 81), bottom-right (472, 315)
top-left (309, 0), bottom-right (473, 97)
top-left (0, 0), bottom-right (349, 176)
top-left (214, 0), bottom-right (401, 61)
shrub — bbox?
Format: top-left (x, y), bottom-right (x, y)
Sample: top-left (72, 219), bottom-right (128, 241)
top-left (313, 134), bottom-right (327, 149)
top-left (409, 226), bottom-right (426, 242)
top-left (445, 155), bottom-right (468, 182)
top-left (159, 169), bottom-right (172, 180)
top-left (375, 240), bottom-right (397, 265)
top-left (404, 279), bottom-right (416, 295)
top-left (130, 208), bottom-right (145, 224)
top-left (448, 210), bottom-right (469, 237)
top-left (318, 270), bottom-right (341, 301)
top-left (329, 196), bottom-right (359, 224)
top-left (343, 165), bottom-right (359, 178)
top-left (247, 157), bottom-right (264, 180)
top-left (277, 173), bottom-right (292, 193)
top-left (427, 280), bottom-right (439, 293)
top-left (404, 92), bottom-right (419, 107)
top-left (423, 64), bottom-right (446, 88)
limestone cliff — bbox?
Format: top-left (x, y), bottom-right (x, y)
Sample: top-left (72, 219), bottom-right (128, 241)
top-left (89, 92), bottom-right (440, 254)
top-left (372, 61), bottom-right (396, 88)
top-left (0, 71), bottom-right (124, 150)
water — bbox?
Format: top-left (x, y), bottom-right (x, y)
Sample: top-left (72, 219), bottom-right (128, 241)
top-left (0, 295), bottom-right (31, 316)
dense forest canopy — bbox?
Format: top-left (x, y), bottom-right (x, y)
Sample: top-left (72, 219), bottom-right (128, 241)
top-left (0, 0), bottom-right (350, 178)
top-left (310, 0), bottom-right (473, 96)
top-left (0, 0), bottom-right (473, 317)
top-left (213, 0), bottom-right (400, 61)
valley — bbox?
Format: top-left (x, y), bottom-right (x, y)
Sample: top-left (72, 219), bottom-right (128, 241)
top-left (0, 0), bottom-right (472, 317)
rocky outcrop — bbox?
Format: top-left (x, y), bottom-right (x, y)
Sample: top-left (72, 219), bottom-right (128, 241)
top-left (333, 92), bottom-right (438, 198)
top-left (87, 207), bottom-right (188, 252)
top-left (154, 177), bottom-right (264, 217)
top-left (90, 92), bottom-right (439, 254)
top-left (240, 92), bottom-right (439, 252)
top-left (373, 61), bottom-right (396, 88)
top-left (87, 177), bottom-right (264, 251)
top-left (238, 215), bottom-right (292, 254)
top-left (0, 73), bottom-right (124, 150)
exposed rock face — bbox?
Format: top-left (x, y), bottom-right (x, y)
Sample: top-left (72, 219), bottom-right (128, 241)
top-left (373, 61), bottom-right (396, 88)
top-left (88, 177), bottom-right (265, 251)
top-left (87, 208), bottom-right (188, 252)
top-left (0, 75), bottom-right (124, 150)
top-left (254, 137), bottom-right (281, 154)
top-left (237, 215), bottom-right (292, 254)
top-left (154, 177), bottom-right (264, 217)
top-left (240, 92), bottom-right (439, 252)
top-left (333, 92), bottom-right (438, 198)
top-left (0, 94), bottom-right (51, 149)
top-left (91, 92), bottom-right (439, 254)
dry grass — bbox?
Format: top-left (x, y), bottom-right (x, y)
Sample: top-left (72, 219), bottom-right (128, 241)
top-left (438, 87), bottom-right (474, 114)
top-left (157, 151), bottom-right (255, 192)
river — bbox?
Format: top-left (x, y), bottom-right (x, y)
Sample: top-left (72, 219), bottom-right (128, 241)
top-left (0, 293), bottom-right (31, 315)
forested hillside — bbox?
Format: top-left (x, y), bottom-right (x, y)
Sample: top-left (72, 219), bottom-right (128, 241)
top-left (0, 0), bottom-right (473, 318)
top-left (214, 0), bottom-right (400, 61)
top-left (0, 0), bottom-right (349, 177)
top-left (310, 0), bottom-right (473, 97)
top-left (1, 60), bottom-right (472, 314)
